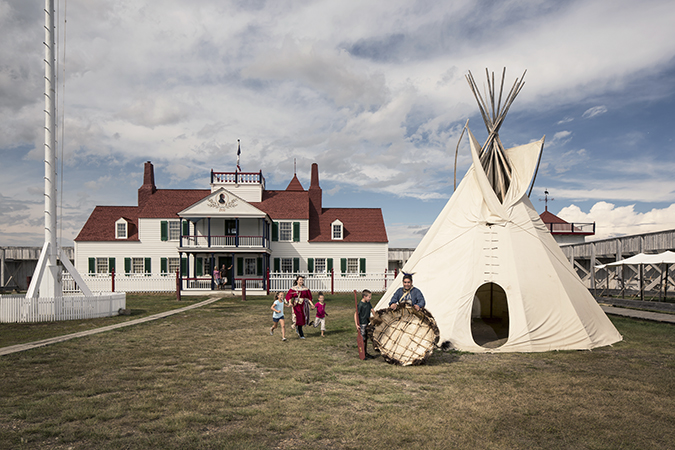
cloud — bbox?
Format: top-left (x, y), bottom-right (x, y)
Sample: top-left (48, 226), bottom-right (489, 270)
top-left (557, 202), bottom-right (675, 240)
top-left (582, 105), bottom-right (608, 119)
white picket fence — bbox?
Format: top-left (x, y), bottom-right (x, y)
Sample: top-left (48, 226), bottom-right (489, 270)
top-left (62, 273), bottom-right (176, 293)
top-left (0, 293), bottom-right (126, 323)
top-left (59, 272), bottom-right (397, 294)
top-left (268, 272), bottom-right (396, 293)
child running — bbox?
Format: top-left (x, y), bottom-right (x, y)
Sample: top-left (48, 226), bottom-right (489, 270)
top-left (312, 292), bottom-right (328, 337)
top-left (270, 292), bottom-right (287, 341)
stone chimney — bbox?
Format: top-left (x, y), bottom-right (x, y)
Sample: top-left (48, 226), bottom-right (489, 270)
top-left (308, 163), bottom-right (322, 239)
top-left (138, 161), bottom-right (157, 207)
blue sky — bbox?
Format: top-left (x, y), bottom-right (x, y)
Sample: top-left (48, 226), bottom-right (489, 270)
top-left (1, 0), bottom-right (675, 248)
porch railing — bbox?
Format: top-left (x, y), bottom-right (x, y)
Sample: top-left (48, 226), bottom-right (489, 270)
top-left (545, 222), bottom-right (595, 234)
top-left (181, 234), bottom-right (267, 248)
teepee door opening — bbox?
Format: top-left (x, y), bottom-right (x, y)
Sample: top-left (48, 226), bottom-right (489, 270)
top-left (471, 282), bottom-right (510, 348)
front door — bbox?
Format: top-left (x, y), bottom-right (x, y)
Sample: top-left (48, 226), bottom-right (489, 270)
top-left (217, 256), bottom-right (233, 288)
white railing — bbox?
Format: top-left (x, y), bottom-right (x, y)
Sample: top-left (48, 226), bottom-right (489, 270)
top-left (183, 278), bottom-right (213, 290)
top-left (269, 272), bottom-right (396, 293)
top-left (0, 293), bottom-right (126, 323)
top-left (63, 273), bottom-right (176, 293)
top-left (235, 278), bottom-right (265, 290)
top-left (181, 235), bottom-right (266, 248)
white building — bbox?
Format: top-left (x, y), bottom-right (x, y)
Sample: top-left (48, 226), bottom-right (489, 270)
top-left (74, 162), bottom-right (389, 294)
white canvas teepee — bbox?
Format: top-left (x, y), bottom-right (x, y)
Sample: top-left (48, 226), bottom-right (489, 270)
top-left (375, 71), bottom-right (622, 353)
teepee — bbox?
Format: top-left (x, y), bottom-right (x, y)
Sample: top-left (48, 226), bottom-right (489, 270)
top-left (374, 69), bottom-right (622, 352)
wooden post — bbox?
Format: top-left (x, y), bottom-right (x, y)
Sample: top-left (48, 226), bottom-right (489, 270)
top-left (665, 264), bottom-right (669, 301)
top-left (176, 269), bottom-right (181, 301)
top-left (242, 280), bottom-right (246, 301)
top-left (266, 267), bottom-right (270, 295)
top-left (384, 268), bottom-right (387, 291)
top-left (640, 264), bottom-right (644, 302)
top-left (331, 268), bottom-right (334, 295)
top-left (111, 268), bottom-right (115, 293)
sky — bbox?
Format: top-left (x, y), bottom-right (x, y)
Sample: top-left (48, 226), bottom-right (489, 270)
top-left (1, 0), bottom-right (675, 249)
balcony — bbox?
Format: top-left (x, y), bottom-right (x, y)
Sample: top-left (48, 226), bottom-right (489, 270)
top-left (545, 222), bottom-right (595, 235)
top-left (180, 234), bottom-right (268, 250)
top-left (210, 170), bottom-right (265, 188)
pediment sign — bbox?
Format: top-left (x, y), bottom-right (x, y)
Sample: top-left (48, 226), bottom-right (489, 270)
top-left (207, 191), bottom-right (239, 211)
top-left (179, 188), bottom-right (267, 218)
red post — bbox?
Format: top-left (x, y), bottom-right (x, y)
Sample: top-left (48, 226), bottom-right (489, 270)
top-left (266, 268), bottom-right (270, 295)
top-left (176, 269), bottom-right (181, 301)
top-left (241, 280), bottom-right (246, 301)
top-left (111, 268), bottom-right (115, 292)
top-left (331, 268), bottom-right (334, 295)
top-left (394, 268), bottom-right (398, 278)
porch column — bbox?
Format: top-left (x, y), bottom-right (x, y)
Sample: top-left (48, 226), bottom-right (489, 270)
top-left (208, 218), bottom-right (211, 248)
top-left (210, 253), bottom-right (215, 290)
top-left (235, 218), bottom-right (240, 247)
top-left (231, 252), bottom-right (236, 291)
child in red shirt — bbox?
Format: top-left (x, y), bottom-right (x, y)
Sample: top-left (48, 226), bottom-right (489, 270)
top-left (312, 292), bottom-right (328, 337)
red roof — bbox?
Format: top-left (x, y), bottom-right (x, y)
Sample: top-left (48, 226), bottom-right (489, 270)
top-left (76, 165), bottom-right (388, 243)
top-left (75, 206), bottom-right (140, 242)
top-left (285, 175), bottom-right (304, 191)
top-left (251, 190), bottom-right (309, 220)
top-left (138, 189), bottom-right (210, 218)
top-left (309, 208), bottom-right (388, 243)
top-left (539, 210), bottom-right (568, 224)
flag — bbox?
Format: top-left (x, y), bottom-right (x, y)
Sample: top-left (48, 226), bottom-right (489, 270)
top-left (236, 140), bottom-right (241, 172)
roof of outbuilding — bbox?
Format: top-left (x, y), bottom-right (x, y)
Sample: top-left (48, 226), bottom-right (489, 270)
top-left (539, 210), bottom-right (569, 224)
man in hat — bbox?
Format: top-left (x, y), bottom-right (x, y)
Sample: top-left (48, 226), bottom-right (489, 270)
top-left (389, 273), bottom-right (425, 311)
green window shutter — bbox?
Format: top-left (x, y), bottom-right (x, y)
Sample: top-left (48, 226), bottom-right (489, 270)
top-left (144, 257), bottom-right (151, 276)
top-left (307, 258), bottom-right (314, 273)
top-left (181, 257), bottom-right (187, 276)
top-left (88, 257), bottom-right (95, 274)
top-left (360, 258), bottom-right (366, 276)
top-left (327, 258), bottom-right (333, 272)
top-left (109, 257), bottom-right (116, 274)
top-left (274, 258), bottom-right (280, 272)
top-left (293, 222), bottom-right (300, 242)
top-left (196, 258), bottom-right (203, 276)
top-left (340, 258), bottom-right (347, 276)
top-left (161, 257), bottom-right (167, 274)
top-left (182, 220), bottom-right (190, 236)
top-left (272, 222), bottom-right (279, 241)
top-left (257, 257), bottom-right (263, 276)
top-left (125, 257), bottom-right (131, 276)
top-left (293, 258), bottom-right (299, 273)
top-left (160, 221), bottom-right (168, 241)
top-left (237, 257), bottom-right (243, 276)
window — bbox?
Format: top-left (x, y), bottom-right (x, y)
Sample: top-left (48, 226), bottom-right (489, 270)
top-left (281, 258), bottom-right (293, 273)
top-left (279, 222), bottom-right (292, 241)
top-left (347, 258), bottom-right (359, 274)
top-left (96, 258), bottom-right (109, 274)
top-left (168, 258), bottom-right (180, 274)
top-left (315, 258), bottom-right (326, 273)
top-left (132, 257), bottom-right (145, 274)
top-left (116, 219), bottom-right (127, 239)
top-left (168, 221), bottom-right (180, 240)
top-left (244, 258), bottom-right (256, 275)
top-left (331, 220), bottom-right (343, 240)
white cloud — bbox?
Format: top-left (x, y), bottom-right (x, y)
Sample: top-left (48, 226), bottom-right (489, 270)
top-left (557, 202), bottom-right (675, 240)
top-left (582, 105), bottom-right (608, 119)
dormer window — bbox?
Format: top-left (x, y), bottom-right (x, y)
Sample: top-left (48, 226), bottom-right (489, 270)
top-left (115, 218), bottom-right (128, 239)
top-left (331, 220), bottom-right (343, 240)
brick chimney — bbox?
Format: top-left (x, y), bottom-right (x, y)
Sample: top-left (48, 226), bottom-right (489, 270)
top-left (308, 163), bottom-right (322, 239)
top-left (138, 161), bottom-right (157, 207)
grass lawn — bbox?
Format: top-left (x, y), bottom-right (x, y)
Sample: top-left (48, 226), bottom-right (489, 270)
top-left (1, 292), bottom-right (674, 449)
